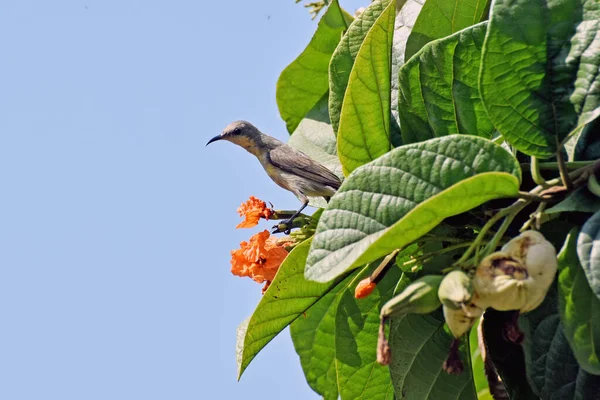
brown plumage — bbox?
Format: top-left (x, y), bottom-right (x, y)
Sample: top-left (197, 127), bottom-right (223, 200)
top-left (206, 120), bottom-right (341, 232)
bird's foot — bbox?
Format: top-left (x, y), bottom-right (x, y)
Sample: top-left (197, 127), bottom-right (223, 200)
top-left (271, 220), bottom-right (293, 234)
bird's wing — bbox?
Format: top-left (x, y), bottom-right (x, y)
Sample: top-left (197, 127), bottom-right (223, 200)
top-left (268, 145), bottom-right (341, 189)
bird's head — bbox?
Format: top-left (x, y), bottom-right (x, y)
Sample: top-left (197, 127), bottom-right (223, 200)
top-left (206, 120), bottom-right (262, 149)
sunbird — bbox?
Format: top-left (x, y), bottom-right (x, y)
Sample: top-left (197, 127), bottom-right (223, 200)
top-left (207, 121), bottom-right (341, 233)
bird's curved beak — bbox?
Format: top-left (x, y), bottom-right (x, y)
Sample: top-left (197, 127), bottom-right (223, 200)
top-left (206, 135), bottom-right (222, 146)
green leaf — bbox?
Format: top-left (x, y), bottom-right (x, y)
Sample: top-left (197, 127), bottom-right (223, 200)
top-left (329, 0), bottom-right (391, 136)
top-left (558, 228), bottom-right (600, 375)
top-left (388, 312), bottom-right (477, 399)
top-left (276, 0), bottom-right (351, 133)
top-left (329, 0), bottom-right (423, 145)
top-left (390, 0), bottom-right (425, 147)
top-left (237, 239), bottom-right (338, 378)
top-left (334, 266), bottom-right (401, 400)
top-left (479, 0), bottom-right (600, 157)
top-left (236, 317), bottom-right (250, 377)
top-left (306, 135), bottom-right (521, 283)
top-left (398, 22), bottom-right (495, 145)
top-left (546, 187), bottom-right (600, 215)
top-left (577, 211), bottom-right (600, 301)
top-left (521, 313), bottom-right (600, 399)
top-left (291, 263), bottom-right (400, 399)
top-left (290, 270), bottom-right (357, 399)
top-left (336, 0), bottom-right (396, 175)
top-left (405, 0), bottom-right (490, 61)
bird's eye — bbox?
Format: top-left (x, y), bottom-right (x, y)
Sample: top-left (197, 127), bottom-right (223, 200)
top-left (232, 128), bottom-right (241, 135)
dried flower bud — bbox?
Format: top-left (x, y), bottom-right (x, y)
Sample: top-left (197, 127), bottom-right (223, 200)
top-left (443, 339), bottom-right (464, 375)
top-left (501, 230), bottom-right (557, 312)
top-left (380, 275), bottom-right (443, 319)
top-left (473, 231), bottom-right (557, 313)
top-left (377, 318), bottom-right (392, 366)
top-left (473, 252), bottom-right (528, 311)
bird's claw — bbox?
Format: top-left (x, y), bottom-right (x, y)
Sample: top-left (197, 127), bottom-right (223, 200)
top-left (271, 221), bottom-right (292, 235)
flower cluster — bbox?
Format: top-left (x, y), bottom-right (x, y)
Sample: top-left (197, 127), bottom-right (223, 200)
top-left (230, 230), bottom-right (289, 285)
top-left (236, 196), bottom-right (274, 229)
top-left (229, 197), bottom-right (295, 293)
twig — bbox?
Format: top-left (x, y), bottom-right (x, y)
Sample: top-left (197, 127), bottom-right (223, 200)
top-left (556, 139), bottom-right (573, 189)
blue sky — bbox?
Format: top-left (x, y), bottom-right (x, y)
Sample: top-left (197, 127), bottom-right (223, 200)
top-left (0, 0), bottom-right (365, 399)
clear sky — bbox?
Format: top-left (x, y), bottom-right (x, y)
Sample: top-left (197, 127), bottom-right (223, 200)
top-left (0, 0), bottom-right (366, 399)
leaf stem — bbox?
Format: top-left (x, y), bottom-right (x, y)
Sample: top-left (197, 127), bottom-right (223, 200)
top-left (455, 200), bottom-right (529, 267)
top-left (403, 242), bottom-right (473, 269)
top-left (520, 161), bottom-right (593, 171)
top-left (587, 173), bottom-right (600, 198)
top-left (530, 157), bottom-right (549, 187)
top-left (271, 210), bottom-right (310, 219)
top-left (482, 203), bottom-right (526, 254)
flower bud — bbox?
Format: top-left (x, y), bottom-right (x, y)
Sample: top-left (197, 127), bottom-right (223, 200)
top-left (355, 278), bottom-right (377, 299)
top-left (443, 303), bottom-right (483, 338)
top-left (380, 275), bottom-right (443, 318)
top-left (438, 270), bottom-right (473, 310)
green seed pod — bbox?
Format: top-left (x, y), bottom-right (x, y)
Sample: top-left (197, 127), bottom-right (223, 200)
top-left (438, 270), bottom-right (473, 310)
top-left (380, 275), bottom-right (443, 318)
top-left (443, 303), bottom-right (484, 338)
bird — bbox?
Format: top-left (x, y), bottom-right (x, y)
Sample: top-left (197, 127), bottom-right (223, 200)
top-left (206, 120), bottom-right (341, 233)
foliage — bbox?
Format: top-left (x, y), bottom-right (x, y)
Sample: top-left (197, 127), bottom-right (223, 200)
top-left (235, 0), bottom-right (600, 399)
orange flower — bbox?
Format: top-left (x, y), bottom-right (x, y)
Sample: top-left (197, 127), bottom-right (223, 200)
top-left (236, 196), bottom-right (274, 228)
top-left (230, 230), bottom-right (289, 284)
top-left (355, 278), bottom-right (376, 299)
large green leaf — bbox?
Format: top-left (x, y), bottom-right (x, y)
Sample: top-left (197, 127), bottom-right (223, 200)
top-left (479, 0), bottom-right (600, 157)
top-left (291, 264), bottom-right (400, 400)
top-left (390, 0), bottom-right (425, 147)
top-left (237, 239), bottom-right (338, 378)
top-left (329, 0), bottom-right (423, 146)
top-left (290, 270), bottom-right (357, 399)
top-left (558, 229), bottom-right (600, 375)
top-left (577, 210), bottom-right (600, 301)
top-left (306, 135), bottom-right (521, 283)
top-left (336, 0), bottom-right (396, 175)
top-left (521, 313), bottom-right (600, 399)
top-left (388, 312), bottom-right (477, 399)
top-left (405, 0), bottom-right (490, 61)
top-left (329, 0), bottom-right (391, 135)
top-left (398, 22), bottom-right (494, 145)
top-left (334, 266), bottom-right (401, 399)
top-left (276, 0), bottom-right (351, 133)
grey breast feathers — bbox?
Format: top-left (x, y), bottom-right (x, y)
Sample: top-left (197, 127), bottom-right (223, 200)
top-left (268, 145), bottom-right (341, 190)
